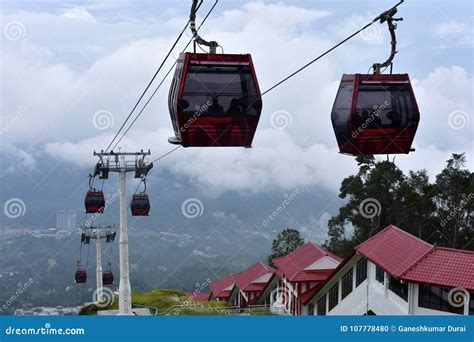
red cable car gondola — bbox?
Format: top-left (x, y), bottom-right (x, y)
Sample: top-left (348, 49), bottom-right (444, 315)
top-left (331, 3), bottom-right (419, 156)
top-left (331, 73), bottom-right (419, 155)
top-left (168, 53), bottom-right (262, 147)
top-left (84, 190), bottom-right (105, 214)
top-left (168, 1), bottom-right (262, 147)
top-left (131, 193), bottom-right (150, 216)
top-left (75, 268), bottom-right (87, 284)
top-left (102, 263), bottom-right (114, 286)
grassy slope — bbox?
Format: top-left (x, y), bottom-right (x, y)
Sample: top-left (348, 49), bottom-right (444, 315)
top-left (80, 289), bottom-right (231, 316)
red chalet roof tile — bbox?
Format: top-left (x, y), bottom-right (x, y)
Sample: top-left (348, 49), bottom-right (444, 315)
top-left (401, 247), bottom-right (474, 291)
top-left (273, 242), bottom-right (342, 281)
top-left (210, 274), bottom-right (236, 299)
top-left (355, 225), bottom-right (433, 277)
top-left (234, 261), bottom-right (276, 292)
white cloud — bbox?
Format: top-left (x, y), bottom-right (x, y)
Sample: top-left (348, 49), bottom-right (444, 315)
top-left (62, 7), bottom-right (95, 22)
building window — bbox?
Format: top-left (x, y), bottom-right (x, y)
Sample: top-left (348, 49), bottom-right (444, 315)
top-left (388, 275), bottom-right (408, 301)
top-left (328, 283), bottom-right (339, 311)
top-left (308, 303), bottom-right (314, 316)
top-left (418, 286), bottom-right (464, 315)
top-left (375, 265), bottom-right (384, 284)
top-left (317, 295), bottom-right (326, 316)
top-left (356, 258), bottom-right (367, 286)
top-left (341, 268), bottom-right (353, 300)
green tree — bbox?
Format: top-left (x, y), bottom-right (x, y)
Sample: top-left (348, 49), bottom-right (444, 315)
top-left (268, 228), bottom-right (304, 266)
top-left (325, 153), bottom-right (473, 256)
top-left (432, 153), bottom-right (474, 249)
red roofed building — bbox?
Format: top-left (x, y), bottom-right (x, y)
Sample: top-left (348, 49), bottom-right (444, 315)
top-left (255, 242), bottom-right (342, 315)
top-left (210, 274), bottom-right (239, 305)
top-left (209, 262), bottom-right (276, 307)
top-left (304, 225), bottom-right (474, 316)
top-left (233, 261), bottom-right (276, 307)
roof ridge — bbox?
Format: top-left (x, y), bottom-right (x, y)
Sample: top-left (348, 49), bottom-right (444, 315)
top-left (356, 225), bottom-right (433, 250)
top-left (434, 246), bottom-right (474, 254)
top-left (400, 245), bottom-right (436, 278)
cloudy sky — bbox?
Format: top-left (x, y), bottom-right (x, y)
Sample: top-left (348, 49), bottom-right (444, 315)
top-left (1, 0), bottom-right (472, 208)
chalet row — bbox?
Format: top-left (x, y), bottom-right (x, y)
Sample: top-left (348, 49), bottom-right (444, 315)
top-left (186, 225), bottom-right (474, 316)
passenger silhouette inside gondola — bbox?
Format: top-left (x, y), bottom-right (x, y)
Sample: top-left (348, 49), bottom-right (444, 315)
top-left (387, 110), bottom-right (402, 127)
top-left (227, 98), bottom-right (242, 116)
top-left (207, 96), bottom-right (224, 116)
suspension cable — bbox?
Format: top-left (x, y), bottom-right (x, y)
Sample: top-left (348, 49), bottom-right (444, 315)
top-left (261, 0), bottom-right (404, 95)
top-left (109, 0), bottom-right (219, 152)
top-left (103, 0), bottom-right (204, 153)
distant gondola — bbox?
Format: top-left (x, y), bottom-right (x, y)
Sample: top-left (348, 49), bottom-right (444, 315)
top-left (75, 268), bottom-right (87, 284)
top-left (84, 190), bottom-right (105, 214)
top-left (130, 193), bottom-right (150, 216)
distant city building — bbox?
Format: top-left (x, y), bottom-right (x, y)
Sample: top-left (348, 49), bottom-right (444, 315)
top-left (56, 210), bottom-right (76, 231)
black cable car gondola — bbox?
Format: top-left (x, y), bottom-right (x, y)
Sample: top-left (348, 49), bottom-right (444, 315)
top-left (168, 0), bottom-right (262, 147)
top-left (75, 267), bottom-right (87, 284)
top-left (103, 263), bottom-right (114, 285)
top-left (331, 4), bottom-right (419, 156)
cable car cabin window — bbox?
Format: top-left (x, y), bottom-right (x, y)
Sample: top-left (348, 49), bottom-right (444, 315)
top-left (331, 82), bottom-right (353, 141)
top-left (354, 83), bottom-right (418, 130)
top-left (182, 65), bottom-right (259, 117)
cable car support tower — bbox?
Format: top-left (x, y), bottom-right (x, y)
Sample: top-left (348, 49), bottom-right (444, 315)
top-left (81, 225), bottom-right (116, 303)
top-left (92, 150), bottom-right (153, 315)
